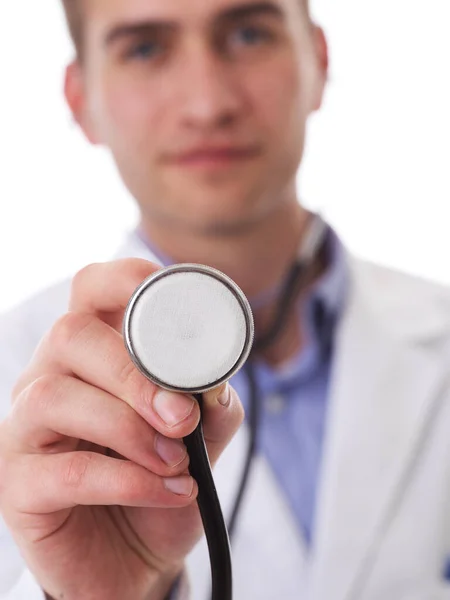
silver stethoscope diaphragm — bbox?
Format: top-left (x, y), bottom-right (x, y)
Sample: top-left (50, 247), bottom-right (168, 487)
top-left (123, 263), bottom-right (254, 394)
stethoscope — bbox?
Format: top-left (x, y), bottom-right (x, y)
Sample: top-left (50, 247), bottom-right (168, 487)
top-left (123, 213), bottom-right (328, 600)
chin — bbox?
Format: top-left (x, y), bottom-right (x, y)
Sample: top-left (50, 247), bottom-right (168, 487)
top-left (178, 179), bottom-right (275, 223)
top-left (182, 207), bottom-right (262, 236)
top-left (191, 216), bottom-right (258, 237)
top-left (179, 201), bottom-right (280, 237)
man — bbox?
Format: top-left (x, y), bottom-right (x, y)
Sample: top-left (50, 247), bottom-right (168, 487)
top-left (1, 0), bottom-right (450, 599)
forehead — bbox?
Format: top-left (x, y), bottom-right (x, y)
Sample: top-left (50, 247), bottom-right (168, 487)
top-left (83, 0), bottom-right (297, 28)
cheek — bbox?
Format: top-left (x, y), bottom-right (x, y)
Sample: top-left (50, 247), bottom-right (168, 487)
top-left (243, 59), bottom-right (310, 172)
top-left (95, 77), bottom-right (163, 154)
top-left (244, 58), bottom-right (310, 140)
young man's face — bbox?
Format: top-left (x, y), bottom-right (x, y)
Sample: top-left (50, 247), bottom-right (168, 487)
top-left (67, 0), bottom-right (327, 234)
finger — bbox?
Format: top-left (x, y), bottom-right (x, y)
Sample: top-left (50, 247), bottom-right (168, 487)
top-left (201, 383), bottom-right (245, 467)
top-left (12, 313), bottom-right (201, 440)
top-left (6, 451), bottom-right (197, 514)
top-left (69, 259), bottom-right (161, 331)
top-left (7, 375), bottom-right (189, 476)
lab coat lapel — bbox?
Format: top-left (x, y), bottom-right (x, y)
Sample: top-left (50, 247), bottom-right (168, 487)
top-left (309, 258), bottom-right (447, 600)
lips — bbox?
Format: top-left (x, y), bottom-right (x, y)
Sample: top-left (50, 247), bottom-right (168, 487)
top-left (167, 146), bottom-right (261, 168)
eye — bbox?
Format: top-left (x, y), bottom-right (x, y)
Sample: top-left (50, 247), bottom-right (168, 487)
top-left (231, 25), bottom-right (273, 47)
top-left (126, 40), bottom-right (163, 61)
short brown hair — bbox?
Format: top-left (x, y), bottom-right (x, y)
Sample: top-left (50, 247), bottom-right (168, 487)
top-left (61, 0), bottom-right (310, 59)
top-left (61, 0), bottom-right (83, 57)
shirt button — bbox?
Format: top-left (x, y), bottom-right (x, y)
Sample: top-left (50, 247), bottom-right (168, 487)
top-left (266, 393), bottom-right (285, 415)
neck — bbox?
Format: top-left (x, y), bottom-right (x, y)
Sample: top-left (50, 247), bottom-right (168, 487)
top-left (139, 198), bottom-right (324, 367)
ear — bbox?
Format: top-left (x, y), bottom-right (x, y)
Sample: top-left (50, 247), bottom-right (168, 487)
top-left (64, 61), bottom-right (100, 145)
top-left (310, 25), bottom-right (329, 111)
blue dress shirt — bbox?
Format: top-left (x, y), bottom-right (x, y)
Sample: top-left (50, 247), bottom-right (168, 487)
top-left (229, 230), bottom-right (348, 545)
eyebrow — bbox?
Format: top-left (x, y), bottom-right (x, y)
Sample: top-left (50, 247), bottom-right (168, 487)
top-left (104, 2), bottom-right (284, 47)
top-left (219, 1), bottom-right (285, 23)
top-left (105, 23), bottom-right (175, 47)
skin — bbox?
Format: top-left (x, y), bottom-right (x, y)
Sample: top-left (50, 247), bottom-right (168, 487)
top-left (0, 0), bottom-right (328, 598)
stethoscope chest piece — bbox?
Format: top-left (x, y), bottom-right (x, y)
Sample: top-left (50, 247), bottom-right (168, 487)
top-left (124, 263), bottom-right (254, 394)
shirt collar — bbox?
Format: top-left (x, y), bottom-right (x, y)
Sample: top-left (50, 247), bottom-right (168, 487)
top-left (309, 225), bottom-right (349, 324)
top-left (253, 224), bottom-right (349, 387)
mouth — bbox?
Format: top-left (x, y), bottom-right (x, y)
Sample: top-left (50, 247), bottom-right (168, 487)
top-left (166, 146), bottom-right (261, 170)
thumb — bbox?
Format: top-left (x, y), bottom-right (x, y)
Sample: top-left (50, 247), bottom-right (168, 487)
top-left (200, 383), bottom-right (244, 467)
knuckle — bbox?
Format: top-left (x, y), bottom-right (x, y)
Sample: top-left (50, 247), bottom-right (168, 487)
top-left (50, 311), bottom-right (96, 352)
top-left (118, 361), bottom-right (154, 405)
top-left (71, 263), bottom-right (100, 296)
top-left (120, 258), bottom-right (158, 282)
top-left (19, 374), bottom-right (65, 416)
top-left (117, 358), bottom-right (139, 387)
top-left (62, 453), bottom-right (93, 489)
top-left (136, 379), bottom-right (156, 411)
top-left (11, 374), bottom-right (30, 404)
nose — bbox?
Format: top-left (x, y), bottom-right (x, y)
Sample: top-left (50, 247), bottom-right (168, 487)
top-left (177, 43), bottom-right (244, 131)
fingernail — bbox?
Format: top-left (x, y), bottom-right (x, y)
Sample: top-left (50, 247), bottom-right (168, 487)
top-left (155, 435), bottom-right (187, 467)
top-left (217, 384), bottom-right (231, 407)
top-left (164, 476), bottom-right (194, 497)
top-left (153, 391), bottom-right (195, 428)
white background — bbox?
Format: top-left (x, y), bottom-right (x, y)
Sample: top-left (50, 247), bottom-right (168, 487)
top-left (0, 0), bottom-right (449, 312)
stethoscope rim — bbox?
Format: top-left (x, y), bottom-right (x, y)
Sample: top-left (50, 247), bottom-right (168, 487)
top-left (123, 263), bottom-right (255, 394)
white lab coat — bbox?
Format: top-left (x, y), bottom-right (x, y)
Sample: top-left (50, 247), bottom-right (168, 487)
top-left (1, 231), bottom-right (450, 600)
